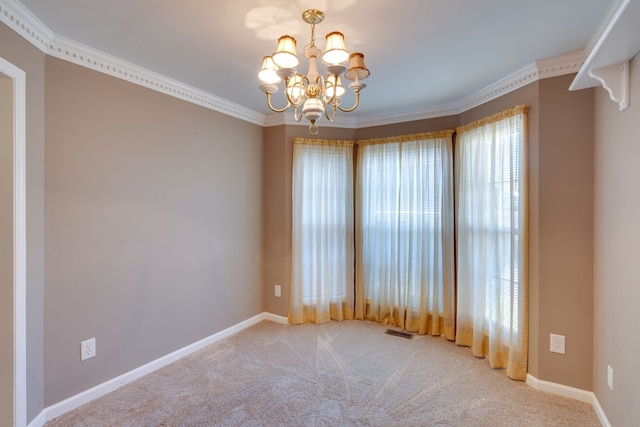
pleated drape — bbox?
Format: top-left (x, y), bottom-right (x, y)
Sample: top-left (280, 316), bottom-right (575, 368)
top-left (289, 138), bottom-right (355, 324)
top-left (355, 132), bottom-right (456, 339)
top-left (289, 109), bottom-right (528, 380)
top-left (455, 105), bottom-right (529, 380)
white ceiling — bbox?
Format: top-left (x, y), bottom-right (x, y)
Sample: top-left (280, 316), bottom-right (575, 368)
top-left (16, 0), bottom-right (617, 119)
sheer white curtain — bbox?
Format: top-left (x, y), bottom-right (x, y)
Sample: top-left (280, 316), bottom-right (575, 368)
top-left (455, 105), bottom-right (529, 380)
top-left (355, 132), bottom-right (455, 338)
top-left (290, 138), bottom-right (355, 324)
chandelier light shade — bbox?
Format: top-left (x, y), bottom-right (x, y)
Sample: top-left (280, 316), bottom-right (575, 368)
top-left (258, 56), bottom-right (281, 85)
top-left (322, 32), bottom-right (349, 65)
top-left (258, 9), bottom-right (370, 134)
top-left (272, 35), bottom-right (299, 69)
top-left (345, 53), bottom-right (371, 81)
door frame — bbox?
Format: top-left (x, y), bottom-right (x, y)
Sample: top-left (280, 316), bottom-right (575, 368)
top-left (1, 56), bottom-right (27, 427)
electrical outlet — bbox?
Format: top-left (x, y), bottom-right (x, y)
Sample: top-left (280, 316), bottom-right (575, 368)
top-left (607, 365), bottom-right (613, 390)
top-left (275, 284), bottom-right (281, 298)
top-left (81, 337), bottom-right (96, 361)
top-left (550, 333), bottom-right (565, 354)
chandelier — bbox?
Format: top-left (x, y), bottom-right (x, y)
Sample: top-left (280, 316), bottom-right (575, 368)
top-left (258, 9), bottom-right (370, 134)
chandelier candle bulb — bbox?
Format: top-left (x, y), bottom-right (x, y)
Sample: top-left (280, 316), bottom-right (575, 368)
top-left (258, 9), bottom-right (370, 134)
top-left (326, 75), bottom-right (346, 99)
top-left (286, 74), bottom-right (304, 103)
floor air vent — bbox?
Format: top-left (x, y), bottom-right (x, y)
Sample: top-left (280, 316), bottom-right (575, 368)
top-left (385, 329), bottom-right (414, 339)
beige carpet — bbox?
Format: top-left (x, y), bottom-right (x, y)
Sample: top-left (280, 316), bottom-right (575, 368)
top-left (46, 320), bottom-right (600, 426)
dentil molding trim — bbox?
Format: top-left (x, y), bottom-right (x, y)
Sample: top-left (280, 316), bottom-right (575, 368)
top-left (0, 0), bottom-right (265, 126)
top-left (48, 34), bottom-right (266, 126)
top-left (356, 50), bottom-right (586, 128)
top-left (0, 0), bottom-right (585, 129)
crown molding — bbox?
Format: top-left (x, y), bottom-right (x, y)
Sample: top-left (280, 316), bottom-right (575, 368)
top-left (354, 51), bottom-right (586, 128)
top-left (0, 0), bottom-right (53, 52)
top-left (536, 50), bottom-right (587, 79)
top-left (1, 0), bottom-right (586, 129)
top-left (0, 0), bottom-right (266, 126)
top-left (48, 34), bottom-right (266, 125)
top-left (264, 111), bottom-right (359, 129)
top-left (354, 103), bottom-right (462, 129)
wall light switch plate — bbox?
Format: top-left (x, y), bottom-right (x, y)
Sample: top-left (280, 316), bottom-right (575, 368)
top-left (275, 285), bottom-right (281, 298)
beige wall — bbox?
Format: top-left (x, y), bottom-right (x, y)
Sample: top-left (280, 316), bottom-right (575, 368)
top-left (460, 76), bottom-right (595, 390)
top-left (537, 74), bottom-right (594, 390)
top-left (44, 57), bottom-right (264, 404)
top-left (262, 125), bottom-right (288, 316)
top-left (593, 53), bottom-right (640, 426)
top-left (262, 125), bottom-right (356, 317)
top-left (1, 15), bottom-right (626, 421)
top-left (0, 21), bottom-right (46, 423)
top-left (0, 75), bottom-right (13, 427)
top-left (263, 76), bottom-right (595, 391)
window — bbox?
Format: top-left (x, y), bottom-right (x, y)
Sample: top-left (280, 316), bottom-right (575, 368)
top-left (290, 139), bottom-right (355, 324)
top-left (355, 132), bottom-right (456, 337)
top-left (455, 105), bottom-right (528, 380)
top-left (289, 105), bottom-right (528, 380)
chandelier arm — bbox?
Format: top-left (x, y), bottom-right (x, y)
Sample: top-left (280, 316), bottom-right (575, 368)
top-left (265, 92), bottom-right (291, 113)
top-left (324, 102), bottom-right (337, 122)
top-left (283, 78), bottom-right (305, 107)
top-left (293, 104), bottom-right (303, 122)
top-left (320, 75), bottom-right (338, 106)
top-left (337, 90), bottom-right (361, 113)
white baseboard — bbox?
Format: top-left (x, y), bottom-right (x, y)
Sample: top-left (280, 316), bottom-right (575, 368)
top-left (34, 316), bottom-right (613, 427)
top-left (28, 312), bottom-right (288, 427)
top-left (526, 374), bottom-right (611, 427)
top-left (262, 312), bottom-right (289, 324)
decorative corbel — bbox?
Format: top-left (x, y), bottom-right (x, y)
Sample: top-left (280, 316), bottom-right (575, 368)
top-left (589, 62), bottom-right (630, 111)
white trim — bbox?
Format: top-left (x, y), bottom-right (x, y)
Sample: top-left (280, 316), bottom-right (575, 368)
top-left (535, 50), bottom-right (588, 80)
top-left (0, 0), bottom-right (265, 126)
top-left (261, 312), bottom-right (289, 324)
top-left (28, 326), bottom-right (615, 427)
top-left (0, 56), bottom-right (27, 427)
top-left (1, 0), bottom-right (586, 129)
top-left (589, 62), bottom-right (630, 111)
top-left (47, 34), bottom-right (267, 126)
top-left (354, 51), bottom-right (586, 128)
top-left (526, 374), bottom-right (611, 427)
top-left (0, 0), bottom-right (53, 53)
top-left (262, 109), bottom-right (359, 129)
top-left (26, 411), bottom-right (45, 427)
top-left (570, 0), bottom-right (635, 91)
top-left (27, 312), bottom-right (287, 426)
top-left (353, 102), bottom-right (462, 129)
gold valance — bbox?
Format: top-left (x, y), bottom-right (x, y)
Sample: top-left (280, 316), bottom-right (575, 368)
top-left (293, 138), bottom-right (355, 147)
top-left (357, 130), bottom-right (455, 146)
top-left (456, 104), bottom-right (529, 134)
